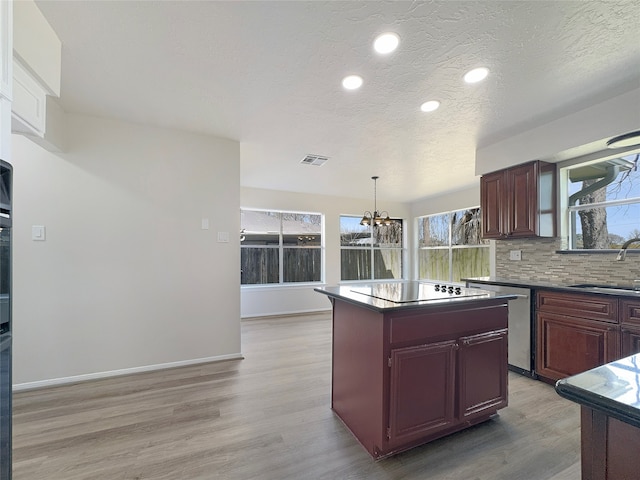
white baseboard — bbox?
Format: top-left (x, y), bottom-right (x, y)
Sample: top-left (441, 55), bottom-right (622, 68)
top-left (241, 308), bottom-right (331, 319)
top-left (13, 352), bottom-right (244, 392)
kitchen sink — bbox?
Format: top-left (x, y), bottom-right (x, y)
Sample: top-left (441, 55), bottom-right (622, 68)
top-left (570, 284), bottom-right (640, 295)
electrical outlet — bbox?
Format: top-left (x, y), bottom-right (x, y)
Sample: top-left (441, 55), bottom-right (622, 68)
top-left (509, 250), bottom-right (522, 261)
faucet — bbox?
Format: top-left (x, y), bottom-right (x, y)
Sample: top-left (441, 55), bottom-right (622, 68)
top-left (616, 237), bottom-right (640, 261)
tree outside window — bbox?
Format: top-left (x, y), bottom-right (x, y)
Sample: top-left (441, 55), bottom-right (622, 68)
top-left (564, 152), bottom-right (640, 249)
top-left (417, 208), bottom-right (489, 283)
top-left (340, 216), bottom-right (404, 281)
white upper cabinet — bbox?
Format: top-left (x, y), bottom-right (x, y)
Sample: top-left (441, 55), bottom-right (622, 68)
top-left (12, 58), bottom-right (46, 137)
top-left (11, 0), bottom-right (61, 138)
top-left (13, 0), bottom-right (60, 96)
top-left (0, 0), bottom-right (12, 160)
top-left (0, 0), bottom-right (12, 99)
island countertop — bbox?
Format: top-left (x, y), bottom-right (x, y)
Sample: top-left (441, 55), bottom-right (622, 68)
top-left (315, 281), bottom-right (516, 313)
top-left (463, 276), bottom-right (640, 299)
top-left (555, 353), bottom-right (640, 428)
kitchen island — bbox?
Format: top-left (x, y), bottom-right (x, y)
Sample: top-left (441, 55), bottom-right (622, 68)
top-left (556, 353), bottom-right (640, 480)
top-left (315, 281), bottom-right (514, 458)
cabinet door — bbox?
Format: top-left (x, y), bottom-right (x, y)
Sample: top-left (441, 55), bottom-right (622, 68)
top-left (621, 300), bottom-right (640, 357)
top-left (388, 340), bottom-right (457, 446)
top-left (458, 329), bottom-right (508, 419)
top-left (507, 162), bottom-right (538, 237)
top-left (581, 408), bottom-right (640, 480)
top-left (480, 170), bottom-right (505, 239)
top-left (621, 326), bottom-right (640, 357)
top-left (536, 312), bottom-right (620, 381)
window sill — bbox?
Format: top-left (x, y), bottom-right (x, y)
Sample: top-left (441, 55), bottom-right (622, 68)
top-left (241, 282), bottom-right (325, 290)
top-left (338, 279), bottom-right (407, 285)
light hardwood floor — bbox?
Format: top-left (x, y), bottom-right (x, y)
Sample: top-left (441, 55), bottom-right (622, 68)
top-left (12, 313), bottom-right (581, 480)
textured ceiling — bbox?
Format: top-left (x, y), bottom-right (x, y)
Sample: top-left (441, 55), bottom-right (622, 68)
top-left (35, 1), bottom-right (640, 204)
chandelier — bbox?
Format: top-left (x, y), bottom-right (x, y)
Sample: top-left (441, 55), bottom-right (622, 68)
top-left (360, 176), bottom-right (392, 226)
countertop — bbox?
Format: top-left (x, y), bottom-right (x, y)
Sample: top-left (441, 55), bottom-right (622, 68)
top-left (315, 281), bottom-right (516, 313)
top-left (464, 276), bottom-right (640, 299)
top-left (555, 353), bottom-right (640, 428)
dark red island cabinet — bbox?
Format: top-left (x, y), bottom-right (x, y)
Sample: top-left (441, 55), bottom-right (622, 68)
top-left (329, 297), bottom-right (509, 458)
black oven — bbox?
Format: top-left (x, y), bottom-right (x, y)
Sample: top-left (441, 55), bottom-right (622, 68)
top-left (0, 159), bottom-right (12, 480)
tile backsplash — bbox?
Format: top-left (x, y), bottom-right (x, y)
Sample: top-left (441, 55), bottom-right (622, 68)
top-left (495, 238), bottom-right (640, 286)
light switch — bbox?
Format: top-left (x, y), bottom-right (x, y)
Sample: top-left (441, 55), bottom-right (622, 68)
top-left (32, 225), bottom-right (46, 241)
top-left (217, 231), bottom-right (229, 243)
top-left (201, 218), bottom-right (210, 230)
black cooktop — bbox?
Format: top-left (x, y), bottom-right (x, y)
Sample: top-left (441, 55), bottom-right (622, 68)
top-left (350, 281), bottom-right (487, 304)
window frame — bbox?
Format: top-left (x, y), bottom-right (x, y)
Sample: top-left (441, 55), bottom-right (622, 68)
top-left (339, 214), bottom-right (406, 283)
top-left (240, 208), bottom-right (324, 287)
top-left (558, 147), bottom-right (640, 251)
top-left (415, 207), bottom-right (490, 284)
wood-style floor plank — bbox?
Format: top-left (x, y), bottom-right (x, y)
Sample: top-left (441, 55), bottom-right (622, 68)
top-left (12, 313), bottom-right (581, 479)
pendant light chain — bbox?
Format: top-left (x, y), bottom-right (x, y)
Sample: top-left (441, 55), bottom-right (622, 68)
top-left (373, 176), bottom-right (378, 215)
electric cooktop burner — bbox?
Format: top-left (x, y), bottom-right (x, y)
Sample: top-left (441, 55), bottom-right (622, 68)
top-left (350, 281), bottom-right (487, 304)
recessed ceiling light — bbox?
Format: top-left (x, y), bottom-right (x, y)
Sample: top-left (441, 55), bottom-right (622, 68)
top-left (464, 67), bottom-right (489, 84)
top-left (342, 75), bottom-right (363, 90)
top-left (420, 101), bottom-right (440, 112)
top-left (374, 33), bottom-right (399, 54)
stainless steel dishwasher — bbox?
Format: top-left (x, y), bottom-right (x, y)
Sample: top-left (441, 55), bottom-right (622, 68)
top-left (466, 282), bottom-right (535, 377)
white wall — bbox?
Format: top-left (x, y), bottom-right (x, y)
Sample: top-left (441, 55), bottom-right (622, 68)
top-left (12, 114), bottom-right (241, 387)
top-left (475, 86), bottom-right (640, 174)
top-left (410, 184), bottom-right (480, 218)
top-left (240, 186), bottom-right (410, 317)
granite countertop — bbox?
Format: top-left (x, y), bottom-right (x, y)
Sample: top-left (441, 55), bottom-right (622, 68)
top-left (315, 281), bottom-right (515, 313)
top-left (463, 277), bottom-right (640, 299)
top-left (555, 354), bottom-right (640, 428)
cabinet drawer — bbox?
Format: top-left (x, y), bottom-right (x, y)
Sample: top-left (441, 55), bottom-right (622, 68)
top-left (621, 300), bottom-right (640, 326)
top-left (389, 304), bottom-right (508, 346)
top-left (537, 290), bottom-right (618, 323)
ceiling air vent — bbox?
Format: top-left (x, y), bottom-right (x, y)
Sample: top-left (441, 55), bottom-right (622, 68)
top-left (300, 154), bottom-right (328, 166)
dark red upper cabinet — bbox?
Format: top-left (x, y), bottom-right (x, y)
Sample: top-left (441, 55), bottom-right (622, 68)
top-left (481, 160), bottom-right (556, 240)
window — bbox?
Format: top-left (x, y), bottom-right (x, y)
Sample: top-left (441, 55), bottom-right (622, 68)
top-left (561, 151), bottom-right (640, 250)
top-left (417, 208), bottom-right (489, 283)
top-left (340, 216), bottom-right (404, 281)
top-left (240, 209), bottom-right (323, 285)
